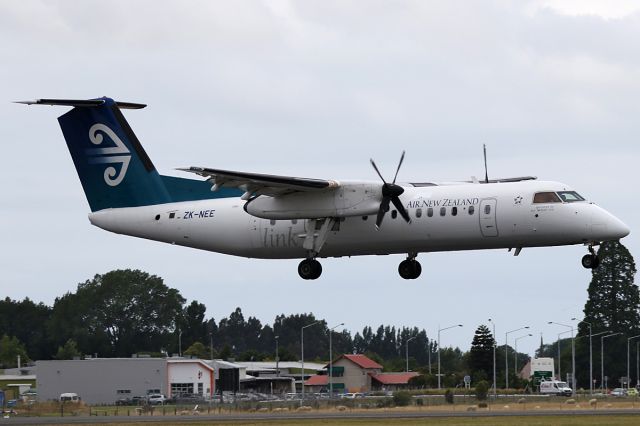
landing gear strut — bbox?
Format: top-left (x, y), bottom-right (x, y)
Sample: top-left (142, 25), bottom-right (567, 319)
top-left (298, 258), bottom-right (322, 280)
top-left (581, 245), bottom-right (600, 269)
top-left (399, 254), bottom-right (421, 279)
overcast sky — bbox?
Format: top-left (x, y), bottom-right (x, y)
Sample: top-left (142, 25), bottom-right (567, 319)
top-left (1, 0), bottom-right (639, 359)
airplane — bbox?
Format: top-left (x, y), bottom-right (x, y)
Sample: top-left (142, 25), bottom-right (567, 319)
top-left (19, 97), bottom-right (630, 280)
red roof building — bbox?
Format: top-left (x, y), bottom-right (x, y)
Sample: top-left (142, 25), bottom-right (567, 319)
top-left (304, 353), bottom-right (420, 394)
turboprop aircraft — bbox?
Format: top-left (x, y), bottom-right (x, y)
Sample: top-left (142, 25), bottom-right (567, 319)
top-left (19, 97), bottom-right (630, 280)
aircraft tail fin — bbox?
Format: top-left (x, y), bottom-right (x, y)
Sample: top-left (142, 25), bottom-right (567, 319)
top-left (23, 97), bottom-right (172, 211)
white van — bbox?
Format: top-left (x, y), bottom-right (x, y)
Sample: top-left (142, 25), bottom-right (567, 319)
top-left (59, 392), bottom-right (80, 402)
top-left (539, 380), bottom-right (572, 396)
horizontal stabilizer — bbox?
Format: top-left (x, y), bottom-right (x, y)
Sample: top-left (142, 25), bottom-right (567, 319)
top-left (15, 98), bottom-right (146, 109)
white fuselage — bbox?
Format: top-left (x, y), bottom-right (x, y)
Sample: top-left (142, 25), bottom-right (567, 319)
top-left (87, 180), bottom-right (629, 259)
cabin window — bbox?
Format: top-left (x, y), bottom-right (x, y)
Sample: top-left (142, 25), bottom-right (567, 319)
top-left (391, 210), bottom-right (398, 219)
top-left (270, 219), bottom-right (277, 226)
top-left (155, 214), bottom-right (160, 221)
top-left (291, 219), bottom-right (297, 224)
top-left (557, 191), bottom-right (585, 203)
top-left (427, 208), bottom-right (433, 217)
top-left (451, 207), bottom-right (458, 216)
top-left (440, 207), bottom-right (446, 216)
top-left (533, 192), bottom-right (561, 203)
top-left (416, 208), bottom-right (422, 218)
top-left (169, 212), bottom-right (176, 219)
top-left (468, 205), bottom-right (475, 215)
top-left (362, 215), bottom-right (368, 221)
top-left (484, 204), bottom-right (491, 215)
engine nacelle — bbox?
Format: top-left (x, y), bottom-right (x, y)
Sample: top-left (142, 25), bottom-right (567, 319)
top-left (245, 184), bottom-right (381, 220)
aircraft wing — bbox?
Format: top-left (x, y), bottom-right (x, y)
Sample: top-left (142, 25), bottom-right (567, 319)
top-left (177, 166), bottom-right (340, 198)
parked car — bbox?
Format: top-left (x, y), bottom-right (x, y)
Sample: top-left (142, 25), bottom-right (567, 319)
top-left (59, 393), bottom-right (80, 402)
top-left (627, 388), bottom-right (639, 397)
top-left (340, 392), bottom-right (364, 399)
top-left (610, 388), bottom-right (626, 397)
top-left (147, 394), bottom-right (166, 405)
top-left (115, 397), bottom-right (132, 406)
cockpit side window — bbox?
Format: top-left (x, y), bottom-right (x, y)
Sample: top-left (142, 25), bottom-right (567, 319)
top-left (533, 192), bottom-right (561, 203)
top-left (557, 191), bottom-right (585, 203)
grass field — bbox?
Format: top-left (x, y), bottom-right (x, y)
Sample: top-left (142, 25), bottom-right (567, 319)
top-left (58, 416), bottom-right (640, 426)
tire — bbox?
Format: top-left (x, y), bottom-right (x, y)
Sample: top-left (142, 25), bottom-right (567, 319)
top-left (581, 254), bottom-right (594, 269)
top-left (399, 260), bottom-right (420, 279)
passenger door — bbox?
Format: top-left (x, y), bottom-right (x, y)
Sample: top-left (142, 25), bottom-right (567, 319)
top-left (479, 198), bottom-right (498, 237)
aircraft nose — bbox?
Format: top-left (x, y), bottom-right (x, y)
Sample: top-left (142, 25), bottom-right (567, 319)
top-left (608, 216), bottom-right (630, 239)
top-left (591, 206), bottom-right (630, 240)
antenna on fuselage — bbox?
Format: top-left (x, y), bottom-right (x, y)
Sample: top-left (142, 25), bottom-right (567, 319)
top-left (483, 144), bottom-right (489, 184)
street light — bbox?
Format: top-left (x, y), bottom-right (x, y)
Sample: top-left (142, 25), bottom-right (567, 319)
top-left (637, 341), bottom-right (640, 389)
top-left (329, 322), bottom-right (344, 397)
top-left (488, 319), bottom-right (497, 398)
top-left (406, 336), bottom-right (417, 373)
top-left (438, 324), bottom-right (463, 389)
top-left (601, 332), bottom-right (622, 392)
top-left (301, 320), bottom-right (322, 402)
top-left (514, 334), bottom-right (532, 376)
top-left (275, 335), bottom-right (280, 377)
top-left (572, 318), bottom-right (593, 395)
top-left (549, 321), bottom-right (575, 394)
top-left (627, 335), bottom-right (640, 390)
top-left (506, 326), bottom-right (529, 390)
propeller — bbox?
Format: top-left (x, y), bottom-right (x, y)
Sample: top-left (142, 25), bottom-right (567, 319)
top-left (370, 151), bottom-right (411, 230)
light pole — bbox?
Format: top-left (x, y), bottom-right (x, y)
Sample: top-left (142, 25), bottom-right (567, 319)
top-left (572, 318), bottom-right (593, 395)
top-left (301, 320), bottom-right (322, 402)
top-left (178, 328), bottom-right (182, 357)
top-left (637, 341), bottom-right (640, 389)
top-left (555, 330), bottom-right (571, 382)
top-left (438, 324), bottom-right (463, 389)
top-left (601, 332), bottom-right (622, 392)
top-left (506, 326), bottom-right (529, 390)
top-left (275, 335), bottom-right (280, 377)
top-left (406, 336), bottom-right (417, 373)
top-left (549, 321), bottom-right (575, 394)
top-left (627, 335), bottom-right (640, 390)
top-left (329, 322), bottom-right (344, 397)
top-left (514, 334), bottom-right (532, 377)
top-left (488, 319), bottom-right (496, 398)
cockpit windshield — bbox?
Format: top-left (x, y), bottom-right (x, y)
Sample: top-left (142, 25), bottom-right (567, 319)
top-left (533, 192), bottom-right (561, 203)
top-left (557, 191), bottom-right (585, 203)
top-left (533, 191), bottom-right (585, 204)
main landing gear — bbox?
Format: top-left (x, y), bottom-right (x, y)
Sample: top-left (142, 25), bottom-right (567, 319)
top-left (399, 254), bottom-right (421, 280)
top-left (581, 245), bottom-right (600, 269)
top-left (298, 258), bottom-right (322, 280)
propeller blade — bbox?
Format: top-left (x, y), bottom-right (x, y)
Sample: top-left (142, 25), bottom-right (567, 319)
top-left (370, 159), bottom-right (387, 184)
top-left (392, 150), bottom-right (405, 184)
top-left (391, 196), bottom-right (412, 224)
top-left (375, 197), bottom-right (391, 229)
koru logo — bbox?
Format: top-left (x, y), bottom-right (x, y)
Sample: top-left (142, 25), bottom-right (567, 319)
top-left (85, 123), bottom-right (131, 187)
top-left (514, 195), bottom-right (523, 205)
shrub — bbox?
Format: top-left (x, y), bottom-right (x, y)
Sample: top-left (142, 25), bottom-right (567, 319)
top-left (475, 380), bottom-right (489, 401)
top-left (393, 391), bottom-right (412, 407)
top-left (444, 389), bottom-right (454, 404)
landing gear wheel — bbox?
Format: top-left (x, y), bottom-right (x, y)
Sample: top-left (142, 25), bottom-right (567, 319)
top-left (298, 259), bottom-right (322, 280)
top-left (581, 254), bottom-right (599, 269)
top-left (399, 260), bottom-right (421, 279)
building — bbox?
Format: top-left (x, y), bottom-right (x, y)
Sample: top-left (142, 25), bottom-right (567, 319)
top-left (236, 361), bottom-right (324, 393)
top-left (37, 357), bottom-right (214, 404)
top-left (0, 367), bottom-right (36, 400)
top-left (305, 354), bottom-right (420, 394)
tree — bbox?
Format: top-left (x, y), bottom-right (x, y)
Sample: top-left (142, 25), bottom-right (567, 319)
top-left (48, 269), bottom-right (186, 357)
top-left (184, 341), bottom-right (208, 359)
top-left (55, 339), bottom-right (81, 360)
top-left (180, 301), bottom-right (208, 349)
top-left (475, 380), bottom-right (489, 401)
top-left (0, 335), bottom-right (30, 368)
top-left (579, 241), bottom-right (638, 387)
top-left (582, 241), bottom-right (639, 334)
top-left (468, 324), bottom-right (495, 381)
top-left (0, 297), bottom-right (51, 360)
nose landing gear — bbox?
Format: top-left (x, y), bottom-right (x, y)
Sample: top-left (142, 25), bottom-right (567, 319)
top-left (298, 258), bottom-right (322, 280)
top-left (581, 245), bottom-right (600, 269)
top-left (399, 254), bottom-right (421, 279)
